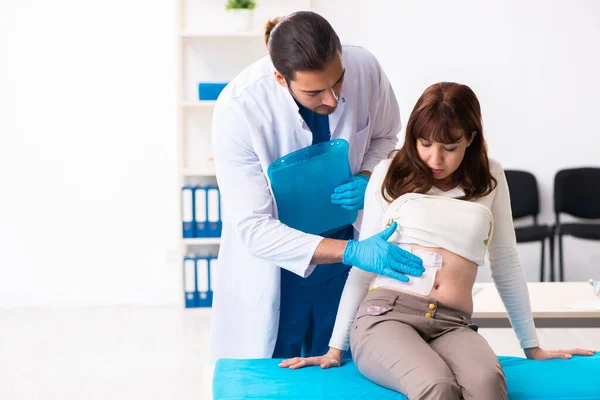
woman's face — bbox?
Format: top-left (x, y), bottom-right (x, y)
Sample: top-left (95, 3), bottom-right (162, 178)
top-left (416, 134), bottom-right (474, 185)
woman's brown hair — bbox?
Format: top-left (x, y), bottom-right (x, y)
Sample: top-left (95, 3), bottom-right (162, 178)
top-left (382, 82), bottom-right (496, 202)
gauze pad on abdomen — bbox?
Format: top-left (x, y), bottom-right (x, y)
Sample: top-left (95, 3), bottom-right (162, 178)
top-left (371, 248), bottom-right (443, 296)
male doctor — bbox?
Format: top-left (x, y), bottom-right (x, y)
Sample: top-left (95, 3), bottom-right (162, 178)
top-left (209, 11), bottom-right (423, 362)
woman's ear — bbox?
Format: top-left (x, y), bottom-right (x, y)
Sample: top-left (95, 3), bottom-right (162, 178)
top-left (466, 131), bottom-right (477, 147)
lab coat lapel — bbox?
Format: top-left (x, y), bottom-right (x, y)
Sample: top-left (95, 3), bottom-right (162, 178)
top-left (278, 85), bottom-right (312, 152)
top-left (328, 93), bottom-right (346, 139)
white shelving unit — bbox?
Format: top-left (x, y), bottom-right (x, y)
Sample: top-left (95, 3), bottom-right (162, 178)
top-left (176, 0), bottom-right (315, 307)
top-left (183, 167), bottom-right (216, 177)
top-left (179, 100), bottom-right (216, 108)
top-left (183, 238), bottom-right (222, 246)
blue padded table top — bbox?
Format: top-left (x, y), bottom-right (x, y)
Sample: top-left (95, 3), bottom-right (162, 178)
top-left (213, 354), bottom-right (600, 400)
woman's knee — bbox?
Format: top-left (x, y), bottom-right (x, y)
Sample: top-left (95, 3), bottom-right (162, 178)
top-left (402, 366), bottom-right (461, 400)
top-left (462, 365), bottom-right (507, 400)
top-left (415, 378), bottom-right (461, 400)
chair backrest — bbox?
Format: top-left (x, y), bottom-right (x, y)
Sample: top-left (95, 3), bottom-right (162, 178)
top-left (505, 170), bottom-right (540, 219)
top-left (554, 167), bottom-right (600, 218)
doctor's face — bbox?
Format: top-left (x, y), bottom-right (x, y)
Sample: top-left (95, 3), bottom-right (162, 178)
top-left (275, 54), bottom-right (345, 115)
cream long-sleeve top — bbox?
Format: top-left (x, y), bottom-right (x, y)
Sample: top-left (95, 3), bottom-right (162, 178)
top-left (329, 157), bottom-right (540, 351)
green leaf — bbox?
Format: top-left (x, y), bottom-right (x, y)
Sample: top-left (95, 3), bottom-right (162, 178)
top-left (226, 0), bottom-right (256, 10)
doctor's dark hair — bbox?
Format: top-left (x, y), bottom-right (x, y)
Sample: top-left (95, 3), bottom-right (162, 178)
top-left (382, 82), bottom-right (497, 202)
top-left (264, 11), bottom-right (342, 81)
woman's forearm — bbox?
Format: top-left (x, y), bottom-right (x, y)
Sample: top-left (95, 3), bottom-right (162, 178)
top-left (489, 249), bottom-right (540, 349)
top-left (327, 347), bottom-right (344, 358)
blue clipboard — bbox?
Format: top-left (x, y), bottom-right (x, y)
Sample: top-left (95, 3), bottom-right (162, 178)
top-left (267, 139), bottom-right (358, 235)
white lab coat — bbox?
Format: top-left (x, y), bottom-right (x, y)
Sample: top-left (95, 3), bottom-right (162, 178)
top-left (208, 45), bottom-right (401, 362)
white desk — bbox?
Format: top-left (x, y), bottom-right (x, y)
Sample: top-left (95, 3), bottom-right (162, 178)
top-left (472, 282), bottom-right (600, 328)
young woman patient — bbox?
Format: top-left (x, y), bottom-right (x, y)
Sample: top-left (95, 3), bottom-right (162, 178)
top-left (280, 82), bottom-right (595, 399)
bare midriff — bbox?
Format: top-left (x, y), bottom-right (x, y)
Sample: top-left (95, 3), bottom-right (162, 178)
top-left (369, 243), bottom-right (478, 315)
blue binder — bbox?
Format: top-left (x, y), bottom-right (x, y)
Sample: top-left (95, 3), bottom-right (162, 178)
top-left (196, 256), bottom-right (212, 307)
top-left (207, 186), bottom-right (222, 237)
top-left (181, 186), bottom-right (195, 238)
top-left (183, 254), bottom-right (197, 308)
top-left (267, 139), bottom-right (357, 235)
top-left (194, 186), bottom-right (208, 237)
top-left (198, 82), bottom-right (228, 101)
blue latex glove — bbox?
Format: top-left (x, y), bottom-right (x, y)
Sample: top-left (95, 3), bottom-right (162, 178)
top-left (342, 221), bottom-right (424, 281)
top-left (331, 174), bottom-right (370, 211)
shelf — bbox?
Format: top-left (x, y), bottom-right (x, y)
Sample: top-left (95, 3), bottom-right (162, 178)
top-left (183, 167), bottom-right (215, 176)
top-left (181, 31), bottom-right (263, 38)
top-left (180, 101), bottom-right (216, 108)
top-left (183, 238), bottom-right (221, 245)
top-left (187, 307), bottom-right (213, 317)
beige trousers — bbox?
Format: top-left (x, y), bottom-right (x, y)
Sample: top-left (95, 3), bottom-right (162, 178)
top-left (350, 288), bottom-right (507, 400)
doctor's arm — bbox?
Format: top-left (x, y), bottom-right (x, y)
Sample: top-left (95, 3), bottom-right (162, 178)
top-left (488, 165), bottom-right (594, 360)
top-left (212, 102), bottom-right (325, 278)
top-left (213, 103), bottom-right (421, 279)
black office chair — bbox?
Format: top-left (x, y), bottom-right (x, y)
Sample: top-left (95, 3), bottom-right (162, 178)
top-left (554, 168), bottom-right (600, 282)
top-left (505, 170), bottom-right (555, 281)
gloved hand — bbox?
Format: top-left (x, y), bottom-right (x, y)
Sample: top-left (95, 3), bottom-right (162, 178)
top-left (342, 221), bottom-right (424, 281)
top-left (331, 174), bottom-right (370, 211)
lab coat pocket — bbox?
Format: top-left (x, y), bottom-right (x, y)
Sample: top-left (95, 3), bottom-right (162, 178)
top-left (233, 258), bottom-right (271, 310)
top-left (349, 115), bottom-right (371, 173)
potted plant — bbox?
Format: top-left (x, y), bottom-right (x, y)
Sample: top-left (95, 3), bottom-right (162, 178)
top-left (226, 0), bottom-right (257, 32)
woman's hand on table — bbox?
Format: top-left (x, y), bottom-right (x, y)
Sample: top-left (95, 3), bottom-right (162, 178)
top-left (278, 348), bottom-right (343, 369)
top-left (524, 346), bottom-right (596, 360)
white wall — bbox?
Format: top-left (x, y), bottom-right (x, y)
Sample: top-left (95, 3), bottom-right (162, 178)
top-left (1, 0), bottom-right (598, 307)
top-left (316, 0), bottom-right (600, 282)
top-left (0, 0), bottom-right (180, 306)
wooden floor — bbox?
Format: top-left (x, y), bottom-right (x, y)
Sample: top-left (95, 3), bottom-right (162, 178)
top-left (1, 306), bottom-right (598, 400)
